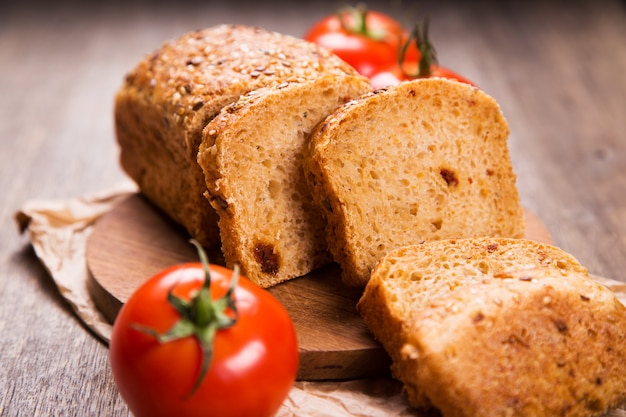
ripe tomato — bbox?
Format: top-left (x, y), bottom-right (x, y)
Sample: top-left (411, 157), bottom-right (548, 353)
top-left (370, 61), bottom-right (477, 90)
top-left (304, 5), bottom-right (405, 77)
top-left (369, 19), bottom-right (476, 90)
top-left (109, 242), bottom-right (299, 417)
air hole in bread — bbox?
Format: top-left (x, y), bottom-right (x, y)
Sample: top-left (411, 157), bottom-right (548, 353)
top-left (431, 219), bottom-right (443, 230)
top-left (289, 185), bottom-right (305, 203)
top-left (409, 271), bottom-right (423, 281)
top-left (296, 258), bottom-right (309, 270)
top-left (268, 180), bottom-right (280, 199)
top-left (477, 261), bottom-right (490, 275)
top-left (332, 158), bottom-right (345, 169)
top-left (322, 88), bottom-right (336, 98)
top-left (421, 120), bottom-right (435, 135)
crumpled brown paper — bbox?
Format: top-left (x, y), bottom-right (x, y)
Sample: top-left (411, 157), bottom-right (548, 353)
top-left (15, 182), bottom-right (138, 342)
top-left (15, 184), bottom-right (626, 417)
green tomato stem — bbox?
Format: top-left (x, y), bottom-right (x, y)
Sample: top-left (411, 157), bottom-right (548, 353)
top-left (399, 17), bottom-right (439, 79)
top-left (337, 3), bottom-right (386, 41)
top-left (132, 239), bottom-right (240, 398)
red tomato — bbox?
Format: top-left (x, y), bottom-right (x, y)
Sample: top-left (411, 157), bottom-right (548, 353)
top-left (305, 5), bottom-right (405, 76)
top-left (370, 61), bottom-right (477, 90)
top-left (369, 19), bottom-right (476, 89)
top-left (109, 243), bottom-right (299, 417)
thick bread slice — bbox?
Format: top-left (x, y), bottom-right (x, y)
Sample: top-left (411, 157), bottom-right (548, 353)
top-left (358, 238), bottom-right (626, 416)
top-left (197, 74), bottom-right (372, 288)
top-left (304, 78), bottom-right (525, 287)
top-left (358, 238), bottom-right (589, 374)
top-left (115, 24), bottom-right (359, 247)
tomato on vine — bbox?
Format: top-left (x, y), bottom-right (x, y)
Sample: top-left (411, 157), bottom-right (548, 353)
top-left (304, 5), bottom-right (405, 77)
top-left (369, 19), bottom-right (477, 90)
top-left (109, 240), bottom-right (299, 417)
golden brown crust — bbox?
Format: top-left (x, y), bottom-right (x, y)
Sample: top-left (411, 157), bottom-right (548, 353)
top-left (197, 74), bottom-right (372, 287)
top-left (305, 78), bottom-right (525, 287)
top-left (115, 24), bottom-right (359, 247)
top-left (358, 238), bottom-right (626, 416)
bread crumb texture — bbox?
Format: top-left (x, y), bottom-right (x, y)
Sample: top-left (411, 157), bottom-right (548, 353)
top-left (358, 237), bottom-right (626, 417)
top-left (198, 74), bottom-right (371, 287)
top-left (305, 78), bottom-right (525, 287)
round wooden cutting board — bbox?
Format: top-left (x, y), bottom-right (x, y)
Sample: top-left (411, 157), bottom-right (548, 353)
top-left (86, 194), bottom-right (553, 381)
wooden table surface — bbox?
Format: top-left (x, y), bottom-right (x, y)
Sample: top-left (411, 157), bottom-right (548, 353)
top-left (2, 0), bottom-right (625, 415)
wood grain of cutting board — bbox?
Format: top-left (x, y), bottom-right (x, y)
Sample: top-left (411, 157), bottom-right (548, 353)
top-left (86, 194), bottom-right (553, 381)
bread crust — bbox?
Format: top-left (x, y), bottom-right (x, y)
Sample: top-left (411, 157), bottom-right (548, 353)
top-left (358, 238), bottom-right (626, 416)
top-left (198, 74), bottom-right (372, 287)
top-left (115, 24), bottom-right (359, 247)
top-left (305, 78), bottom-right (525, 287)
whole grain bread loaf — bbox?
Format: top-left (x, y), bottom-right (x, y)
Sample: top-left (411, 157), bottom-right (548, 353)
top-left (304, 78), bottom-right (525, 287)
top-left (197, 74), bottom-right (372, 287)
top-left (357, 238), bottom-right (626, 416)
top-left (115, 24), bottom-right (360, 247)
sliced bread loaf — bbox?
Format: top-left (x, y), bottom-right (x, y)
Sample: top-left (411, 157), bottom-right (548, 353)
top-left (197, 74), bottom-right (372, 288)
top-left (304, 78), bottom-right (525, 287)
top-left (115, 24), bottom-right (360, 248)
top-left (357, 238), bottom-right (626, 416)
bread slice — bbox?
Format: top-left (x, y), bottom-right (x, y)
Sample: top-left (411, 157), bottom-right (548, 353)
top-left (358, 237), bottom-right (588, 363)
top-left (357, 238), bottom-right (626, 416)
top-left (197, 74), bottom-right (372, 288)
top-left (304, 78), bottom-right (525, 287)
top-left (115, 24), bottom-right (360, 248)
